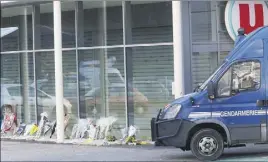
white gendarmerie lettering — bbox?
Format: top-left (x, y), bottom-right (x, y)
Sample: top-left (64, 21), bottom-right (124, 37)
top-left (220, 110), bottom-right (260, 117)
top-left (189, 110), bottom-right (267, 119)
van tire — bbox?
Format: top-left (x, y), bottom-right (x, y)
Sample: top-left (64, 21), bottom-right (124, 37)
top-left (190, 128), bottom-right (224, 161)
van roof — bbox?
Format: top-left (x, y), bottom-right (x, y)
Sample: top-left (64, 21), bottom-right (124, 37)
top-left (225, 26), bottom-right (268, 62)
top-left (253, 26), bottom-right (268, 39)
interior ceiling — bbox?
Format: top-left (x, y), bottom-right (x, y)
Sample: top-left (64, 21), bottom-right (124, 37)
top-left (1, 1), bottom-right (159, 17)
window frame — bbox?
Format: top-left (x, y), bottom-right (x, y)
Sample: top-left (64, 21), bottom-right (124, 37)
top-left (215, 59), bottom-right (261, 98)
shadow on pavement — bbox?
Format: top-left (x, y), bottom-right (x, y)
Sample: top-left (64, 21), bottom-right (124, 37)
top-left (218, 148), bottom-right (268, 161)
top-left (163, 146), bottom-right (268, 162)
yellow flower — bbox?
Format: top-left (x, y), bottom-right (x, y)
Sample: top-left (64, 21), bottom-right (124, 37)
top-left (29, 125), bottom-right (38, 135)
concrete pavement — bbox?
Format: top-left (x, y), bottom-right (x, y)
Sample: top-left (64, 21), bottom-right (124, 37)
top-left (1, 141), bottom-right (268, 161)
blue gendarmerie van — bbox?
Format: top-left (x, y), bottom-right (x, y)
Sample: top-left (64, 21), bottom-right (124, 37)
top-left (151, 26), bottom-right (268, 161)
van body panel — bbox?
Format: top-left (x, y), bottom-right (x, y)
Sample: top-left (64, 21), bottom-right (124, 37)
top-left (210, 57), bottom-right (265, 143)
top-left (208, 37), bottom-right (266, 143)
top-left (178, 91), bottom-right (212, 121)
top-left (264, 39), bottom-right (268, 140)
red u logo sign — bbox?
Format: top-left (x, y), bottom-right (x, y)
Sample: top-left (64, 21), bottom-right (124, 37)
top-left (239, 4), bottom-right (264, 34)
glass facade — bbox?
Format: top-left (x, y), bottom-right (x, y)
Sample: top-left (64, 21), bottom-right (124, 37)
top-left (1, 1), bottom-right (234, 138)
top-left (191, 1), bottom-right (233, 88)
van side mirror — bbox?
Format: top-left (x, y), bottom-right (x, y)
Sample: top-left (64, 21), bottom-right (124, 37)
top-left (207, 81), bottom-right (216, 100)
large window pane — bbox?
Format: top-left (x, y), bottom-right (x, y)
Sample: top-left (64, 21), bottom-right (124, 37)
top-left (126, 45), bottom-right (174, 137)
top-left (35, 51), bottom-right (55, 121)
top-left (77, 1), bottom-right (105, 47)
top-left (126, 2), bottom-right (173, 44)
top-left (35, 3), bottom-right (54, 49)
top-left (61, 1), bottom-right (76, 48)
top-left (77, 1), bottom-right (123, 47)
top-left (1, 53), bottom-right (36, 124)
top-left (192, 52), bottom-right (218, 88)
top-left (218, 1), bottom-right (233, 43)
top-left (21, 52), bottom-right (36, 123)
top-left (1, 54), bottom-right (21, 124)
top-left (36, 51), bottom-right (78, 136)
top-left (1, 6), bottom-right (33, 52)
top-left (78, 48), bottom-right (126, 126)
top-left (62, 51), bottom-right (78, 126)
top-left (191, 1), bottom-right (234, 89)
top-left (106, 1), bottom-right (123, 46)
top-left (191, 1), bottom-right (212, 42)
top-left (218, 1), bottom-right (234, 64)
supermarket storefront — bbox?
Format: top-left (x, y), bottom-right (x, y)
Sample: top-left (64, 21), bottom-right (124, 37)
top-left (1, 1), bottom-right (267, 138)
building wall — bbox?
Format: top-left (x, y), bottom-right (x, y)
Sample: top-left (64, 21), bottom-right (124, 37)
top-left (0, 1), bottom-right (233, 138)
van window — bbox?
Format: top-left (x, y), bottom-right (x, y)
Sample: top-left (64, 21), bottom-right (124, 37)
top-left (217, 61), bottom-right (261, 97)
top-left (217, 67), bottom-right (232, 97)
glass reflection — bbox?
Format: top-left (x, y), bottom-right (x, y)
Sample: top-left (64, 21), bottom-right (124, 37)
top-left (126, 45), bottom-right (174, 137)
top-left (78, 48), bottom-right (126, 126)
top-left (1, 6), bottom-right (33, 51)
top-left (1, 53), bottom-right (36, 124)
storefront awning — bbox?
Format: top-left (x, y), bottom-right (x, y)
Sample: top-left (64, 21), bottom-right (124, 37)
top-left (1, 27), bottom-right (18, 38)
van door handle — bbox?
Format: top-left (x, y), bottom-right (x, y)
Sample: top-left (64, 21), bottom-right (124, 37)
top-left (257, 100), bottom-right (268, 107)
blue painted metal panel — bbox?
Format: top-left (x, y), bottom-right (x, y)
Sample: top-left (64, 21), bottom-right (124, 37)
top-left (264, 39), bottom-right (268, 140)
top-left (265, 39), bottom-right (268, 104)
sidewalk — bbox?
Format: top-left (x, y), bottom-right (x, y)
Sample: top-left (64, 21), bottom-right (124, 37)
top-left (218, 156), bottom-right (268, 162)
top-left (1, 135), bottom-right (154, 147)
top-left (1, 141), bottom-right (183, 161)
top-left (2, 140), bottom-right (268, 162)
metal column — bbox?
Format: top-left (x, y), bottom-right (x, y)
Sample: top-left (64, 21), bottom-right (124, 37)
top-left (123, 1), bottom-right (134, 126)
top-left (75, 1), bottom-right (85, 119)
top-left (172, 1), bottom-right (192, 98)
top-left (96, 2), bottom-right (108, 118)
top-left (53, 1), bottom-right (64, 143)
top-left (19, 8), bottom-right (30, 123)
top-left (32, 4), bottom-right (41, 122)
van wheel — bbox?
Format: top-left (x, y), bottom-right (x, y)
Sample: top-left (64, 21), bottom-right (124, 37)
top-left (190, 128), bottom-right (224, 161)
